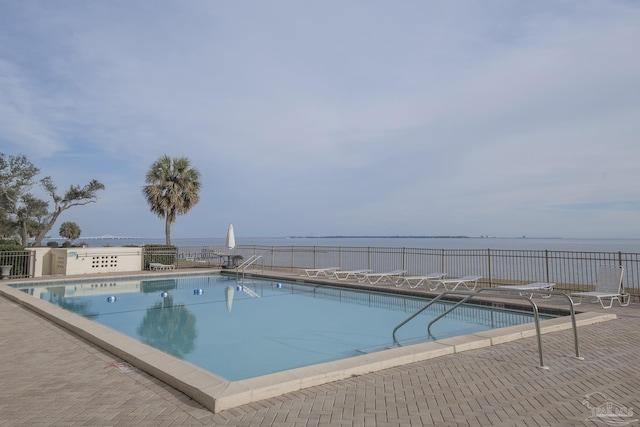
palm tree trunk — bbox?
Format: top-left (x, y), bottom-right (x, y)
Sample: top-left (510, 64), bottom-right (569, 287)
top-left (165, 215), bottom-right (172, 246)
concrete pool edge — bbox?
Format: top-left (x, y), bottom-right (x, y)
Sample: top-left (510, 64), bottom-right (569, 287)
top-left (0, 281), bottom-right (617, 414)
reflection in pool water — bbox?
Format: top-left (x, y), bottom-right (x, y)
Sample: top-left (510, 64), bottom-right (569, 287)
top-left (17, 274), bottom-right (547, 381)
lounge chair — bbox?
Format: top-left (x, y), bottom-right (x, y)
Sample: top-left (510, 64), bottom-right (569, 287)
top-left (571, 265), bottom-right (629, 308)
top-left (330, 269), bottom-right (371, 280)
top-left (431, 275), bottom-right (482, 291)
top-left (149, 262), bottom-right (175, 271)
top-left (358, 269), bottom-right (407, 285)
top-left (301, 267), bottom-right (340, 278)
top-left (397, 273), bottom-right (447, 288)
top-left (498, 282), bottom-right (555, 299)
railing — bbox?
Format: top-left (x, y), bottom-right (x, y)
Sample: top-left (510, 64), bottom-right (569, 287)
top-left (226, 245), bottom-right (640, 302)
top-left (142, 246), bottom-right (177, 270)
top-left (236, 255), bottom-right (263, 279)
top-left (0, 251), bottom-right (34, 279)
top-left (392, 288), bottom-right (582, 369)
top-left (6, 245), bottom-right (638, 301)
top-left (174, 246), bottom-right (239, 269)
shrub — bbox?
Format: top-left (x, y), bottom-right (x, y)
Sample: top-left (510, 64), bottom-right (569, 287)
top-left (0, 243), bottom-right (25, 252)
top-left (0, 239), bottom-right (20, 246)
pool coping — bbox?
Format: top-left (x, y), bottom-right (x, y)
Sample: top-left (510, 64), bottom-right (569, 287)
top-left (0, 272), bottom-right (617, 413)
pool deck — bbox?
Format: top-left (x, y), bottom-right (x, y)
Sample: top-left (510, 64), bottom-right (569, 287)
top-left (2, 269), bottom-right (640, 426)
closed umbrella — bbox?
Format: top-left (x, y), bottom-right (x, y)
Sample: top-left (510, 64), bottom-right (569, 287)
top-left (226, 224), bottom-right (236, 250)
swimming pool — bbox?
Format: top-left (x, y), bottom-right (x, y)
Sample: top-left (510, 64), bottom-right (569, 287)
top-left (16, 273), bottom-right (549, 381)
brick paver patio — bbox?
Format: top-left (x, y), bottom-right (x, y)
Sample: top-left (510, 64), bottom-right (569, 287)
top-left (1, 281), bottom-right (639, 426)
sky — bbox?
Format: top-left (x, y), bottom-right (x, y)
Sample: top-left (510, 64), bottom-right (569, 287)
top-left (1, 1), bottom-right (640, 240)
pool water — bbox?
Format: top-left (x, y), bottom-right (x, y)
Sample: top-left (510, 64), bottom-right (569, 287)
top-left (18, 274), bottom-right (546, 381)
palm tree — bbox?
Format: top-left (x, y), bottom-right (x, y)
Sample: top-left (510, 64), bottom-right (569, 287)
top-left (59, 221), bottom-right (81, 245)
top-left (142, 155), bottom-right (201, 245)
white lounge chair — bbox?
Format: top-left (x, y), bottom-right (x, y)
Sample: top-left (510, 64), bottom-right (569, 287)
top-left (397, 273), bottom-right (447, 288)
top-left (498, 282), bottom-right (555, 299)
top-left (359, 269), bottom-right (407, 285)
top-left (301, 267), bottom-right (340, 278)
top-left (149, 262), bottom-right (175, 271)
top-left (431, 275), bottom-right (482, 291)
top-left (571, 265), bottom-right (629, 309)
top-left (331, 269), bottom-right (371, 280)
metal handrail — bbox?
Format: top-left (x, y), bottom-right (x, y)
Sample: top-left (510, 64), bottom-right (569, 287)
top-left (465, 288), bottom-right (581, 361)
top-left (236, 255), bottom-right (260, 270)
top-left (236, 255), bottom-right (263, 279)
top-left (392, 288), bottom-right (581, 369)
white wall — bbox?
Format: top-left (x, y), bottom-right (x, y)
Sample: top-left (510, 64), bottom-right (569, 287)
top-left (26, 248), bottom-right (52, 278)
top-left (28, 247), bottom-right (144, 276)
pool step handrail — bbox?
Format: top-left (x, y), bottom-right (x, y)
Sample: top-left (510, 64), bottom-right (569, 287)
top-left (468, 287), bottom-right (580, 361)
top-left (237, 255), bottom-right (261, 270)
top-left (392, 288), bottom-right (581, 370)
top-left (236, 255), bottom-right (263, 279)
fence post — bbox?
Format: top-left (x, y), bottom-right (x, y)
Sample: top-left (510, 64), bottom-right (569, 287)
top-left (28, 250), bottom-right (35, 278)
top-left (271, 246), bottom-right (275, 269)
top-left (487, 248), bottom-right (492, 287)
top-left (545, 250), bottom-right (550, 284)
top-left (290, 246), bottom-right (294, 270)
top-left (402, 247), bottom-right (406, 271)
top-left (618, 251), bottom-right (624, 290)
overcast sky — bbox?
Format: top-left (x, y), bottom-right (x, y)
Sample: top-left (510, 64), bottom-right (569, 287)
top-left (1, 1), bottom-right (639, 240)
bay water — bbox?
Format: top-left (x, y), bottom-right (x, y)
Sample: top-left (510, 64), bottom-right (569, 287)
top-left (76, 236), bottom-right (640, 253)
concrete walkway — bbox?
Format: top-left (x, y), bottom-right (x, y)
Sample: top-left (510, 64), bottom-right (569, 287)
top-left (1, 275), bottom-right (639, 426)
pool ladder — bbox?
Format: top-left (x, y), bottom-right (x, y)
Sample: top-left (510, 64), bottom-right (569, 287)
top-left (392, 288), bottom-right (581, 370)
top-left (236, 255), bottom-right (263, 279)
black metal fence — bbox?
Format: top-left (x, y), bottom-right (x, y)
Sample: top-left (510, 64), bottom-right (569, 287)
top-left (227, 245), bottom-right (639, 301)
top-left (4, 245), bottom-right (638, 302)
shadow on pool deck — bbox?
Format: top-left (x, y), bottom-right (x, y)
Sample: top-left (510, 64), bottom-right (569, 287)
top-left (2, 269), bottom-right (639, 425)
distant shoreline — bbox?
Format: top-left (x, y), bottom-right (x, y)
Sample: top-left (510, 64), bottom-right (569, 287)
top-left (286, 235), bottom-right (563, 239)
top-left (289, 235), bottom-right (472, 239)
top-left (53, 235), bottom-right (565, 241)
top-left (42, 235), bottom-right (637, 252)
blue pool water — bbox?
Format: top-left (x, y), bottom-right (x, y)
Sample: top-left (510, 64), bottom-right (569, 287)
top-left (17, 274), bottom-right (546, 380)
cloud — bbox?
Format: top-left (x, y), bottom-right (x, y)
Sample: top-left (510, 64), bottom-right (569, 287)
top-left (1, 1), bottom-right (639, 239)
top-left (551, 201), bottom-right (640, 212)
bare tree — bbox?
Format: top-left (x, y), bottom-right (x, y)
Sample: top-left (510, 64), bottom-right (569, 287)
top-left (31, 178), bottom-right (104, 246)
top-left (0, 152), bottom-right (105, 246)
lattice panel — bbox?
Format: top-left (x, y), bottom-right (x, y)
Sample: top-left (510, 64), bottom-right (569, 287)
top-left (91, 255), bottom-right (118, 269)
